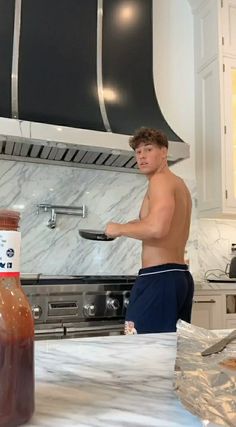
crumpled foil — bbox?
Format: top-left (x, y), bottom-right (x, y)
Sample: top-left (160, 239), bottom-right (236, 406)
top-left (174, 320), bottom-right (236, 427)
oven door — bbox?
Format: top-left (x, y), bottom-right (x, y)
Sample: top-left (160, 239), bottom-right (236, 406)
top-left (65, 320), bottom-right (124, 338)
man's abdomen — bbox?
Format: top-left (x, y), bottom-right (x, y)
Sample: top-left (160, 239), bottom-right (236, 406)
top-left (142, 243), bottom-right (185, 268)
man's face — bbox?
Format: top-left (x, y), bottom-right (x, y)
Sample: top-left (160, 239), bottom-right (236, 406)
top-left (135, 142), bottom-right (167, 175)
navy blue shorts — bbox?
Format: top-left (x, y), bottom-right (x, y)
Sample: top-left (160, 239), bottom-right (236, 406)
top-left (125, 263), bottom-right (194, 334)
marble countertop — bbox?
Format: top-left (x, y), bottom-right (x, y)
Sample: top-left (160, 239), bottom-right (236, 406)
top-left (195, 280), bottom-right (236, 291)
top-left (25, 333), bottom-right (206, 427)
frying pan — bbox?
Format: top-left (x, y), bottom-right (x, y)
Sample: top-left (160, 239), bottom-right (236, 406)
top-left (79, 229), bottom-right (115, 241)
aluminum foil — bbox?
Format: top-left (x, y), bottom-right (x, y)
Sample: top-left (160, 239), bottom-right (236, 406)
top-left (174, 320), bottom-right (236, 427)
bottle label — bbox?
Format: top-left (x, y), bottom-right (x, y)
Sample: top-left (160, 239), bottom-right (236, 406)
top-left (0, 231), bottom-right (21, 277)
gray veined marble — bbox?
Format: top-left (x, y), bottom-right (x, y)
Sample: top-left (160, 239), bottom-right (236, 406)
top-left (26, 333), bottom-right (204, 427)
top-left (197, 219), bottom-right (236, 280)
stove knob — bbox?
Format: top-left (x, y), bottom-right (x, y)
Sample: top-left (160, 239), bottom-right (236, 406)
top-left (32, 305), bottom-right (42, 320)
top-left (107, 298), bottom-right (120, 310)
top-left (124, 298), bottom-right (129, 308)
top-left (83, 304), bottom-right (96, 317)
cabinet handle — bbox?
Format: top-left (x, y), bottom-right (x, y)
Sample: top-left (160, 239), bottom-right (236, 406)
top-left (193, 299), bottom-right (216, 304)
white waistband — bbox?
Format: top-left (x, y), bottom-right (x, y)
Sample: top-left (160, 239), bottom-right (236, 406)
top-left (139, 268), bottom-right (188, 277)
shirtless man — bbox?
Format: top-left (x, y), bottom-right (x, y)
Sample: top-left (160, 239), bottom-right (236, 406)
top-left (105, 127), bottom-right (194, 334)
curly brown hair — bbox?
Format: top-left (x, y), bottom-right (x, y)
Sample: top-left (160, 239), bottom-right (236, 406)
top-left (129, 127), bottom-right (168, 150)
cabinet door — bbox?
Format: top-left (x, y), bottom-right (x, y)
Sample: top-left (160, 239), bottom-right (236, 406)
top-left (191, 295), bottom-right (223, 329)
top-left (193, 0), bottom-right (219, 71)
top-left (195, 60), bottom-right (222, 215)
top-left (223, 57), bottom-right (236, 210)
top-left (222, 0), bottom-right (236, 56)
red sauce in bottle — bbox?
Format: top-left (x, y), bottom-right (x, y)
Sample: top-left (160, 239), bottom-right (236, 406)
top-left (0, 210), bottom-right (34, 427)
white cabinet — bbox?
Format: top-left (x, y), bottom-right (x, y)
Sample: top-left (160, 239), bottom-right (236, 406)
top-left (223, 57), bottom-right (236, 210)
top-left (192, 287), bottom-right (236, 330)
top-left (221, 0), bottom-right (236, 56)
top-left (190, 0), bottom-right (236, 216)
top-left (195, 60), bottom-right (222, 214)
top-left (191, 294), bottom-right (224, 329)
top-left (225, 291), bottom-right (236, 327)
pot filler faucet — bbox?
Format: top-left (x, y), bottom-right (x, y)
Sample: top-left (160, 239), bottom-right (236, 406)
top-left (37, 203), bottom-right (87, 229)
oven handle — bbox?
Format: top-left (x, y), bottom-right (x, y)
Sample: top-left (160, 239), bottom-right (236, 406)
top-left (65, 324), bottom-right (124, 334)
top-left (34, 327), bottom-right (64, 336)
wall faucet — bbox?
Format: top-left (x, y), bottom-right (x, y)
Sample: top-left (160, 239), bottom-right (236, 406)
top-left (37, 203), bottom-right (87, 229)
top-left (47, 209), bottom-right (57, 229)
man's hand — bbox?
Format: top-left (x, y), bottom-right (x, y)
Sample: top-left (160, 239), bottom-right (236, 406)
top-left (105, 222), bottom-right (122, 238)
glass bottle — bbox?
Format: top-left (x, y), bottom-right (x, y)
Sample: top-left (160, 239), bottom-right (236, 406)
top-left (0, 210), bottom-right (34, 427)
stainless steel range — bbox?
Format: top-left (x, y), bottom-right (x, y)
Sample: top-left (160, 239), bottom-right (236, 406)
top-left (21, 275), bottom-right (136, 340)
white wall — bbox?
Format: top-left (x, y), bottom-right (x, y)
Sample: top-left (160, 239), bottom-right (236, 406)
top-left (153, 0), bottom-right (195, 180)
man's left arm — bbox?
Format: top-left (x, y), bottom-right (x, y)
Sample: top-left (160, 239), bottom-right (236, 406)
top-left (105, 176), bottom-right (175, 240)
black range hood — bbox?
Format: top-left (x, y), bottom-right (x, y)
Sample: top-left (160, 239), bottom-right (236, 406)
top-left (0, 0), bottom-right (189, 172)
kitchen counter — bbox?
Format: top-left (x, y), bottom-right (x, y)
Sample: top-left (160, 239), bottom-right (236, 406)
top-left (195, 280), bottom-right (236, 291)
top-left (26, 333), bottom-right (205, 427)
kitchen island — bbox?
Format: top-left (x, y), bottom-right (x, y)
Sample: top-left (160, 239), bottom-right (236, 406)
top-left (25, 333), bottom-right (206, 427)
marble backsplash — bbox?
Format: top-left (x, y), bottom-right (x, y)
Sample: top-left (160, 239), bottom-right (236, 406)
top-left (197, 219), bottom-right (236, 280)
top-left (0, 159), bottom-right (198, 277)
top-left (1, 159), bottom-right (146, 275)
